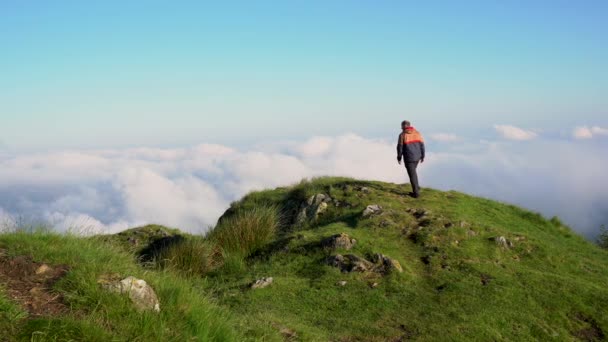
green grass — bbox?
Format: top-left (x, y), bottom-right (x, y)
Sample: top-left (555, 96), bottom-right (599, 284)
top-left (201, 177), bottom-right (608, 341)
top-left (207, 205), bottom-right (279, 258)
top-left (0, 230), bottom-right (238, 341)
top-left (1, 176), bottom-right (607, 341)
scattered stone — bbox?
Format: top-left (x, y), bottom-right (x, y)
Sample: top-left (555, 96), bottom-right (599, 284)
top-left (466, 229), bottom-right (477, 237)
top-left (35, 264), bottom-right (52, 275)
top-left (370, 253), bottom-right (404, 274)
top-left (321, 233), bottom-right (357, 250)
top-left (251, 277), bottom-right (274, 289)
top-left (480, 273), bottom-right (493, 286)
top-left (336, 281), bottom-right (347, 286)
top-left (327, 253), bottom-right (403, 275)
top-left (99, 275), bottom-right (161, 312)
top-left (356, 186), bottom-right (371, 193)
top-left (280, 327), bottom-right (298, 340)
top-left (379, 219), bottom-right (394, 228)
top-left (362, 204), bottom-right (383, 217)
top-left (370, 282), bottom-right (379, 289)
top-left (296, 194), bottom-right (331, 223)
top-left (493, 236), bottom-right (514, 248)
top-left (459, 221), bottom-right (471, 228)
top-left (326, 254), bottom-right (373, 273)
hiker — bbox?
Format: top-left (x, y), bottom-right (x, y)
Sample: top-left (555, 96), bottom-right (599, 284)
top-left (397, 120), bottom-right (425, 198)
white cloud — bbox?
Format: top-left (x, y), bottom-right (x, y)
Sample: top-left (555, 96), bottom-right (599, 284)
top-left (573, 126), bottom-right (608, 139)
top-left (494, 125), bottom-right (538, 141)
top-left (0, 134), bottom-right (606, 238)
top-left (429, 133), bottom-right (462, 142)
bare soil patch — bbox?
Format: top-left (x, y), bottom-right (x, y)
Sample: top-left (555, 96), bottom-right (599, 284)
top-left (0, 248), bottom-right (69, 317)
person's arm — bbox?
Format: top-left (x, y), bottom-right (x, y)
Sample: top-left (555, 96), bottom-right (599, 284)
top-left (420, 141), bottom-right (425, 163)
top-left (396, 133), bottom-right (403, 163)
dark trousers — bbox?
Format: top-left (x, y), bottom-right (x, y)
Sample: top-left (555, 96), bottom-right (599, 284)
top-left (404, 161), bottom-right (420, 195)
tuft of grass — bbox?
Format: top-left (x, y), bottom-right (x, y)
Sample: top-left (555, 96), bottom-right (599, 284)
top-left (207, 205), bottom-right (279, 258)
top-left (156, 237), bottom-right (223, 277)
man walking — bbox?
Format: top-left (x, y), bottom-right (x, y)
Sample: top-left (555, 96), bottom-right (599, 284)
top-left (397, 120), bottom-right (425, 198)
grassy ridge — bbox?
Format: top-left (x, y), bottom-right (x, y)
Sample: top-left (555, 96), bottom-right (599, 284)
top-left (1, 177), bottom-right (607, 341)
top-left (200, 178), bottom-right (608, 341)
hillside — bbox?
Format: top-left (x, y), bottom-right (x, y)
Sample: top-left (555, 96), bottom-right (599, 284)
top-left (1, 177), bottom-right (607, 341)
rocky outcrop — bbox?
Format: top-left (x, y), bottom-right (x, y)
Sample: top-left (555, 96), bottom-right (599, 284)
top-left (326, 253), bottom-right (403, 275)
top-left (251, 277), bottom-right (274, 289)
top-left (296, 194), bottom-right (331, 223)
top-left (326, 254), bottom-right (374, 273)
top-left (362, 204), bottom-right (383, 217)
top-left (321, 233), bottom-right (357, 250)
top-left (99, 275), bottom-right (161, 312)
top-left (370, 253), bottom-right (403, 274)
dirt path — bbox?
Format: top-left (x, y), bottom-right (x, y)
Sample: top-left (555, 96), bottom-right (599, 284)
top-left (0, 249), bottom-right (69, 317)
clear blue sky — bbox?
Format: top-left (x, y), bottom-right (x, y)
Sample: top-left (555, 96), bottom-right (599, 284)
top-left (1, 1), bottom-right (607, 150)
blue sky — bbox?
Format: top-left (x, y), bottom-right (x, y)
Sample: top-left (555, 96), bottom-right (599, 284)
top-left (1, 1), bottom-right (607, 150)
top-left (1, 2), bottom-right (608, 236)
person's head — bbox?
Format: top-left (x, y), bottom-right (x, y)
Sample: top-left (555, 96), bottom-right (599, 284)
top-left (401, 120), bottom-right (411, 130)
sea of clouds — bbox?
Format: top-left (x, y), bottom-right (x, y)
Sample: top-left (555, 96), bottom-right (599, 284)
top-left (1, 125), bottom-right (607, 238)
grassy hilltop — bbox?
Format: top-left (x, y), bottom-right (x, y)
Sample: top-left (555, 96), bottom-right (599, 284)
top-left (1, 177), bottom-right (607, 341)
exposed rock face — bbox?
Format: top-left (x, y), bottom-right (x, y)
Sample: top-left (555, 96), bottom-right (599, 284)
top-left (321, 233), bottom-right (357, 250)
top-left (362, 204), bottom-right (383, 217)
top-left (251, 277), bottom-right (274, 289)
top-left (296, 194), bottom-right (331, 223)
top-left (494, 236), bottom-right (514, 249)
top-left (99, 275), bottom-right (161, 312)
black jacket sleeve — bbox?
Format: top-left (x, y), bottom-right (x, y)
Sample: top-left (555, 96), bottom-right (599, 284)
top-left (396, 133), bottom-right (403, 161)
top-left (421, 141), bottom-right (425, 160)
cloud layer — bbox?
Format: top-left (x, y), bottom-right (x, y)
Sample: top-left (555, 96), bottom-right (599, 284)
top-left (573, 126), bottom-right (608, 139)
top-left (494, 125), bottom-right (538, 141)
top-left (0, 133), bottom-right (607, 238)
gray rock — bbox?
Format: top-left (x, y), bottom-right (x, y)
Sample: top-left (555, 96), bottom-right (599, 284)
top-left (362, 204), bottom-right (383, 217)
top-left (336, 281), bottom-right (347, 286)
top-left (494, 236), bottom-right (514, 248)
top-left (326, 254), bottom-right (373, 273)
top-left (370, 253), bottom-right (404, 274)
top-left (296, 194), bottom-right (331, 223)
top-left (356, 186), bottom-right (371, 193)
top-left (35, 264), bottom-right (52, 275)
top-left (100, 275), bottom-right (161, 312)
top-left (322, 233), bottom-right (357, 250)
top-left (459, 221), bottom-right (471, 228)
top-left (251, 277), bottom-right (274, 289)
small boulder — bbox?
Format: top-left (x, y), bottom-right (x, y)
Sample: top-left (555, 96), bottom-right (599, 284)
top-left (494, 236), bottom-right (514, 248)
top-left (99, 275), bottom-right (161, 312)
top-left (251, 277), bottom-right (274, 289)
top-left (322, 233), bottom-right (357, 250)
top-left (336, 281), bottom-right (347, 287)
top-left (326, 254), bottom-right (373, 273)
top-left (362, 204), bottom-right (383, 217)
top-left (35, 264), bottom-right (52, 275)
top-left (370, 253), bottom-right (404, 274)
